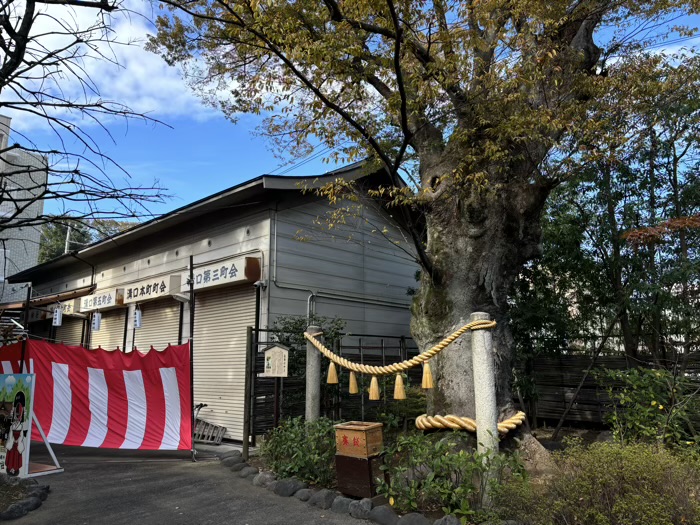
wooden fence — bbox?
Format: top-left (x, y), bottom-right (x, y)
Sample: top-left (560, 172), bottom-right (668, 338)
top-left (524, 353), bottom-right (700, 425)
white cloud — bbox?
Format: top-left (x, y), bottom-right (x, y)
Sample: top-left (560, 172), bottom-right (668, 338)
top-left (4, 0), bottom-right (215, 134)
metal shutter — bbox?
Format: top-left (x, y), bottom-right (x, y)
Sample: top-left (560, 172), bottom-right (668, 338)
top-left (29, 320), bottom-right (52, 341)
top-left (133, 299), bottom-right (181, 352)
top-left (55, 317), bottom-right (84, 346)
top-left (90, 309), bottom-right (127, 351)
top-left (193, 285), bottom-right (255, 441)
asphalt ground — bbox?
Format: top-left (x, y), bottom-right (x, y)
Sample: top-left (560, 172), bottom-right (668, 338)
top-left (20, 443), bottom-right (359, 525)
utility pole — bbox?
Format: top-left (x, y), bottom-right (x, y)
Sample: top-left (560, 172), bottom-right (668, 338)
top-left (63, 224), bottom-right (72, 254)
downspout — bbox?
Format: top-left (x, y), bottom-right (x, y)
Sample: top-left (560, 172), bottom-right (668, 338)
top-left (270, 207), bottom-right (318, 322)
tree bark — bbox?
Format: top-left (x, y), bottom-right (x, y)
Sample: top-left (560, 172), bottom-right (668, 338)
top-left (411, 178), bottom-right (550, 418)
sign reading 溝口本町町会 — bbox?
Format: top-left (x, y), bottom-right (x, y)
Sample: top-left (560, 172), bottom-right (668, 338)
top-left (192, 256), bottom-right (260, 291)
top-left (124, 275), bottom-right (182, 304)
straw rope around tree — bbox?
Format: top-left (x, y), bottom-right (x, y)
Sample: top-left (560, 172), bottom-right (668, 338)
top-left (304, 319), bottom-right (496, 377)
top-left (415, 411), bottom-right (527, 434)
top-left (303, 319), bottom-right (527, 434)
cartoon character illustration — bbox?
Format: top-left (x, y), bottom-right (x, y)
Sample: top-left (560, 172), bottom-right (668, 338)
top-left (5, 392), bottom-right (26, 476)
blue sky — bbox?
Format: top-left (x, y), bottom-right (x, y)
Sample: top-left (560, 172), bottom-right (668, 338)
top-left (7, 3), bottom-right (700, 220)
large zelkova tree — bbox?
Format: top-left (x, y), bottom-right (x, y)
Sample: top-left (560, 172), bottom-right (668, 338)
top-left (150, 0), bottom-right (698, 419)
top-left (0, 0), bottom-right (165, 245)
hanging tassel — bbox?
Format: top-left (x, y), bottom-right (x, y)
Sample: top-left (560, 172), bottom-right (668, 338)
top-left (349, 371), bottom-right (359, 394)
top-left (394, 373), bottom-right (406, 400)
top-left (327, 362), bottom-right (339, 384)
top-left (422, 361), bottom-right (434, 389)
top-left (369, 376), bottom-right (380, 400)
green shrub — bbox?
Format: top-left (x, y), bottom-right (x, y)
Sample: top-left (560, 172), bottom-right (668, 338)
top-left (377, 431), bottom-right (523, 521)
top-left (495, 441), bottom-right (700, 525)
top-left (598, 367), bottom-right (699, 446)
top-left (260, 417), bottom-right (336, 486)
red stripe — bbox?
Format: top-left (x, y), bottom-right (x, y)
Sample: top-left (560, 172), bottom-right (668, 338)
top-left (101, 370), bottom-right (128, 449)
top-left (176, 345), bottom-right (192, 450)
top-left (139, 366), bottom-right (166, 450)
top-left (63, 364), bottom-right (91, 446)
top-left (31, 352), bottom-right (55, 443)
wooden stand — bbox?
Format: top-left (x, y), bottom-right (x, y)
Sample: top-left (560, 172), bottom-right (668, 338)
top-left (335, 454), bottom-right (385, 499)
top-left (334, 421), bottom-right (384, 498)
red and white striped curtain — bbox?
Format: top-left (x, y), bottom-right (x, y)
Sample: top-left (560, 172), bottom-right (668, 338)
top-left (0, 340), bottom-right (192, 451)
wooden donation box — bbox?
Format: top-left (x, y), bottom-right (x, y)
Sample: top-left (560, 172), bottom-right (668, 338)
top-left (334, 422), bottom-right (384, 498)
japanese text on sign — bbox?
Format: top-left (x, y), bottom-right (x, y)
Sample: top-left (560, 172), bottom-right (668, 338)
top-left (124, 275), bottom-right (180, 304)
top-left (80, 290), bottom-right (124, 312)
top-left (192, 256), bottom-right (253, 290)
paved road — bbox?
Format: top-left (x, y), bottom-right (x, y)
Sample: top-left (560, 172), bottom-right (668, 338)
top-left (22, 445), bottom-right (358, 525)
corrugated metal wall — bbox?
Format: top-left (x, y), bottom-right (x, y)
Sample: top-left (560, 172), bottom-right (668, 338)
top-left (193, 285), bottom-right (255, 441)
top-left (55, 317), bottom-right (84, 346)
top-left (90, 309), bottom-right (127, 350)
top-left (133, 299), bottom-right (181, 351)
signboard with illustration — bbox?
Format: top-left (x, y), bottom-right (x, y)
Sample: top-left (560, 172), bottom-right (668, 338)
top-left (0, 374), bottom-right (34, 478)
top-left (262, 344), bottom-right (289, 377)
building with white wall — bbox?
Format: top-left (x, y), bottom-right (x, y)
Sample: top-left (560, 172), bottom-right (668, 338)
top-left (5, 163), bottom-right (419, 440)
top-left (0, 115), bottom-right (48, 302)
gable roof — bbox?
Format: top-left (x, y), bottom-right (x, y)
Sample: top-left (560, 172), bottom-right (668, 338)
top-left (8, 162), bottom-right (395, 282)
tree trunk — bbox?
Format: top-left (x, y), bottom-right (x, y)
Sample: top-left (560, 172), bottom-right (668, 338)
top-left (411, 179), bottom-right (550, 418)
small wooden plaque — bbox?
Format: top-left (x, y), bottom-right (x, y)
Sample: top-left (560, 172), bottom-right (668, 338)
top-left (334, 421), bottom-right (383, 458)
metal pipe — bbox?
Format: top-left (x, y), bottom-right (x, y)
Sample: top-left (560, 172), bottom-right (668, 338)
top-left (189, 255), bottom-right (196, 461)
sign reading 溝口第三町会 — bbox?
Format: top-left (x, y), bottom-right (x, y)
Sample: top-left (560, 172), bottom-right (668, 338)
top-left (0, 374), bottom-right (34, 478)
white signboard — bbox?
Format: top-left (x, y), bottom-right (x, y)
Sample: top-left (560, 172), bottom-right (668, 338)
top-left (192, 256), bottom-right (257, 291)
top-left (80, 289), bottom-right (124, 312)
top-left (52, 307), bottom-right (63, 327)
top-left (26, 299), bottom-right (80, 323)
top-left (263, 345), bottom-right (289, 378)
top-left (124, 275), bottom-right (181, 304)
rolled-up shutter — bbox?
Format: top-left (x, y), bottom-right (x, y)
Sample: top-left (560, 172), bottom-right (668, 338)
top-left (133, 299), bottom-right (181, 352)
top-left (55, 317), bottom-right (84, 346)
top-left (90, 309), bottom-right (127, 350)
top-left (29, 320), bottom-right (52, 341)
top-left (193, 285), bottom-right (255, 441)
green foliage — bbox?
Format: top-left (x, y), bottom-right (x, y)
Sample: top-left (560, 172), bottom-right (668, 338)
top-left (270, 314), bottom-right (345, 416)
top-left (259, 416), bottom-right (337, 486)
top-left (377, 431), bottom-right (523, 520)
top-left (39, 218), bottom-right (135, 263)
top-left (495, 441), bottom-right (700, 525)
top-left (597, 367), bottom-right (699, 446)
top-left (371, 385), bottom-right (427, 448)
top-left (271, 314), bottom-right (345, 378)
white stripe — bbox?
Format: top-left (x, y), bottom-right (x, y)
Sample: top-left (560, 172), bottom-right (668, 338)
top-left (82, 368), bottom-right (109, 448)
top-left (159, 368), bottom-right (181, 450)
top-left (1, 361), bottom-right (13, 374)
top-left (121, 370), bottom-right (147, 449)
top-left (29, 358), bottom-right (34, 374)
top-left (47, 363), bottom-right (72, 444)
